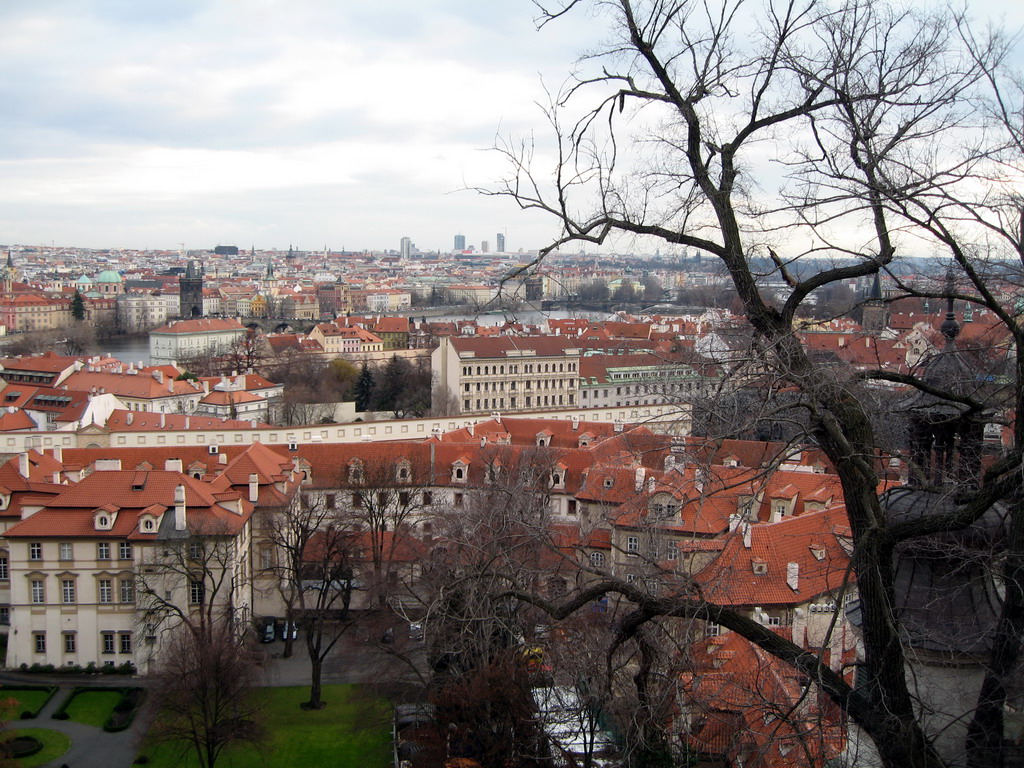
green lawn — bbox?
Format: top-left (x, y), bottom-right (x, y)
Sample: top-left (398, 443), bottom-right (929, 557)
top-left (63, 689), bottom-right (124, 728)
top-left (137, 685), bottom-right (392, 768)
top-left (0, 688), bottom-right (55, 718)
top-left (9, 727), bottom-right (72, 767)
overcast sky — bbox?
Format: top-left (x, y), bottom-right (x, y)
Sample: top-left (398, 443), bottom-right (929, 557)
top-left (0, 1), bottom-right (1020, 255)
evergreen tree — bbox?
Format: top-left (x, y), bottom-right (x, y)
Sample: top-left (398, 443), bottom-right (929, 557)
top-left (71, 290), bottom-right (86, 321)
top-left (354, 362), bottom-right (375, 413)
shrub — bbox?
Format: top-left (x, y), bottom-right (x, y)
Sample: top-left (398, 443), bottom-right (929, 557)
top-left (3, 735), bottom-right (43, 758)
top-left (52, 711), bottom-right (70, 720)
top-left (19, 710), bottom-right (35, 720)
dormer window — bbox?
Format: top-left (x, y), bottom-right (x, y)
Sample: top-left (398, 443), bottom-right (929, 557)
top-left (603, 477), bottom-right (614, 489)
top-left (94, 508), bottom-right (116, 531)
top-left (810, 545), bottom-right (826, 561)
top-left (396, 461), bottom-right (411, 483)
top-left (348, 459), bottom-right (364, 483)
top-left (752, 558), bottom-right (768, 575)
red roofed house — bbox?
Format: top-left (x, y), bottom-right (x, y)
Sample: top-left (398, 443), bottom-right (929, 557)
top-left (0, 446), bottom-right (286, 672)
top-left (149, 317), bottom-right (247, 366)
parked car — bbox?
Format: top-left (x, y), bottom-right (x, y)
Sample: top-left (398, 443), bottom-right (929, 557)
top-left (257, 616), bottom-right (276, 643)
top-left (280, 620), bottom-right (298, 641)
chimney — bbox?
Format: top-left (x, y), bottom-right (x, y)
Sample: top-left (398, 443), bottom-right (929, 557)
top-left (126, 412), bottom-right (133, 425)
top-left (480, 436), bottom-right (486, 448)
top-left (153, 370), bottom-right (163, 384)
top-left (174, 484), bottom-right (187, 530)
top-left (570, 415), bottom-right (580, 431)
top-left (219, 451), bottom-right (228, 465)
top-left (18, 452), bottom-right (30, 479)
top-left (742, 522), bottom-right (752, 549)
top-left (52, 445), bottom-right (62, 463)
top-left (95, 458), bottom-right (122, 471)
top-left (787, 562), bottom-right (800, 592)
top-left (159, 413), bottom-right (166, 428)
top-left (634, 466), bottom-right (646, 491)
top-left (468, 423), bottom-right (474, 437)
top-left (184, 416), bottom-right (190, 429)
top-left (168, 377), bottom-right (173, 393)
top-left (614, 420), bottom-right (624, 433)
top-left (165, 458), bottom-right (183, 472)
top-left (248, 474), bottom-right (259, 503)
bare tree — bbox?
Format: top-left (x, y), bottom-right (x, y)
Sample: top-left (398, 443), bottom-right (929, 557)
top-left (484, 2), bottom-right (1021, 766)
top-left (261, 491), bottom-right (357, 708)
top-left (339, 457), bottom-right (431, 608)
top-left (136, 517), bottom-right (249, 642)
top-left (149, 623), bottom-right (264, 768)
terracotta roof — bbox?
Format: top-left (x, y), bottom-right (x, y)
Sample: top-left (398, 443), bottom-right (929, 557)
top-left (151, 317), bottom-right (246, 334)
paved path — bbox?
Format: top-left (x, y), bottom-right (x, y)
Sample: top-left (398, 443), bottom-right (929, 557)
top-left (0, 615), bottom-right (423, 767)
top-left (0, 678), bottom-right (154, 768)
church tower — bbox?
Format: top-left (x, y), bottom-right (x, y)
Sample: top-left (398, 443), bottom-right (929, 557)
top-left (179, 259), bottom-right (204, 318)
top-left (860, 271), bottom-right (887, 333)
top-left (904, 266), bottom-right (984, 488)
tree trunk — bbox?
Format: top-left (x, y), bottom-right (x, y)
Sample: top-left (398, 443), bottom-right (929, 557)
top-left (307, 656), bottom-right (323, 710)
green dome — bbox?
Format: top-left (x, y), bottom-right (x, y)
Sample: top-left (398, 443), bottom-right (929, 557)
top-left (95, 269), bottom-right (123, 283)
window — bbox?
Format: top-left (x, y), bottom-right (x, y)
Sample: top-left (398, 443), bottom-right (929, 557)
top-left (29, 542), bottom-right (42, 561)
top-left (0, 607), bottom-right (8, 625)
top-left (102, 632), bottom-right (115, 654)
top-left (667, 543), bottom-right (679, 561)
top-left (59, 542), bottom-right (73, 560)
top-left (399, 491), bottom-right (410, 506)
top-left (626, 536), bottom-right (639, 556)
top-left (454, 492), bottom-right (463, 508)
top-left (259, 548), bottom-right (273, 570)
top-left (567, 499), bottom-right (577, 515)
top-left (325, 494), bottom-right (336, 508)
top-left (352, 492), bottom-right (363, 509)
top-left (97, 542), bottom-right (110, 560)
top-left (64, 633), bottom-right (76, 653)
top-left (34, 633), bottom-right (46, 653)
top-left (61, 579), bottom-right (76, 604)
top-left (120, 633), bottom-right (132, 654)
top-left (189, 542), bottom-right (203, 560)
top-left (0, 555), bottom-right (7, 580)
top-left (190, 580), bottom-right (205, 605)
top-left (119, 542), bottom-right (132, 560)
top-left (705, 622), bottom-right (722, 638)
top-left (422, 491), bottom-right (433, 506)
top-left (98, 580), bottom-right (112, 604)
top-left (31, 579), bottom-right (44, 604)
top-left (590, 551), bottom-right (605, 567)
top-left (120, 579), bottom-right (135, 604)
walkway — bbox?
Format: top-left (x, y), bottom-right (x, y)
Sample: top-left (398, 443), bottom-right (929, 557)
top-left (0, 675), bottom-right (153, 768)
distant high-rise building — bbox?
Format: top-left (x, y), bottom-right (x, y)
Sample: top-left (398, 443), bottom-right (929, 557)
top-left (496, 232), bottom-right (506, 252)
top-left (400, 236), bottom-right (412, 259)
top-left (481, 240), bottom-right (490, 253)
top-left (454, 234), bottom-right (466, 251)
top-left (214, 245), bottom-right (239, 256)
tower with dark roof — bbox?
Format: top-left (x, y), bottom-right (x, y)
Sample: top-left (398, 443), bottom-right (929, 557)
top-left (860, 271), bottom-right (887, 333)
top-left (903, 265), bottom-right (984, 488)
top-left (179, 259), bottom-right (204, 318)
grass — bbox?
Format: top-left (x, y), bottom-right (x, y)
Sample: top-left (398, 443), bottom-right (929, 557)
top-left (7, 727), bottom-right (71, 767)
top-left (0, 688), bottom-right (54, 718)
top-left (137, 685), bottom-right (392, 768)
top-left (62, 689), bottom-right (125, 728)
